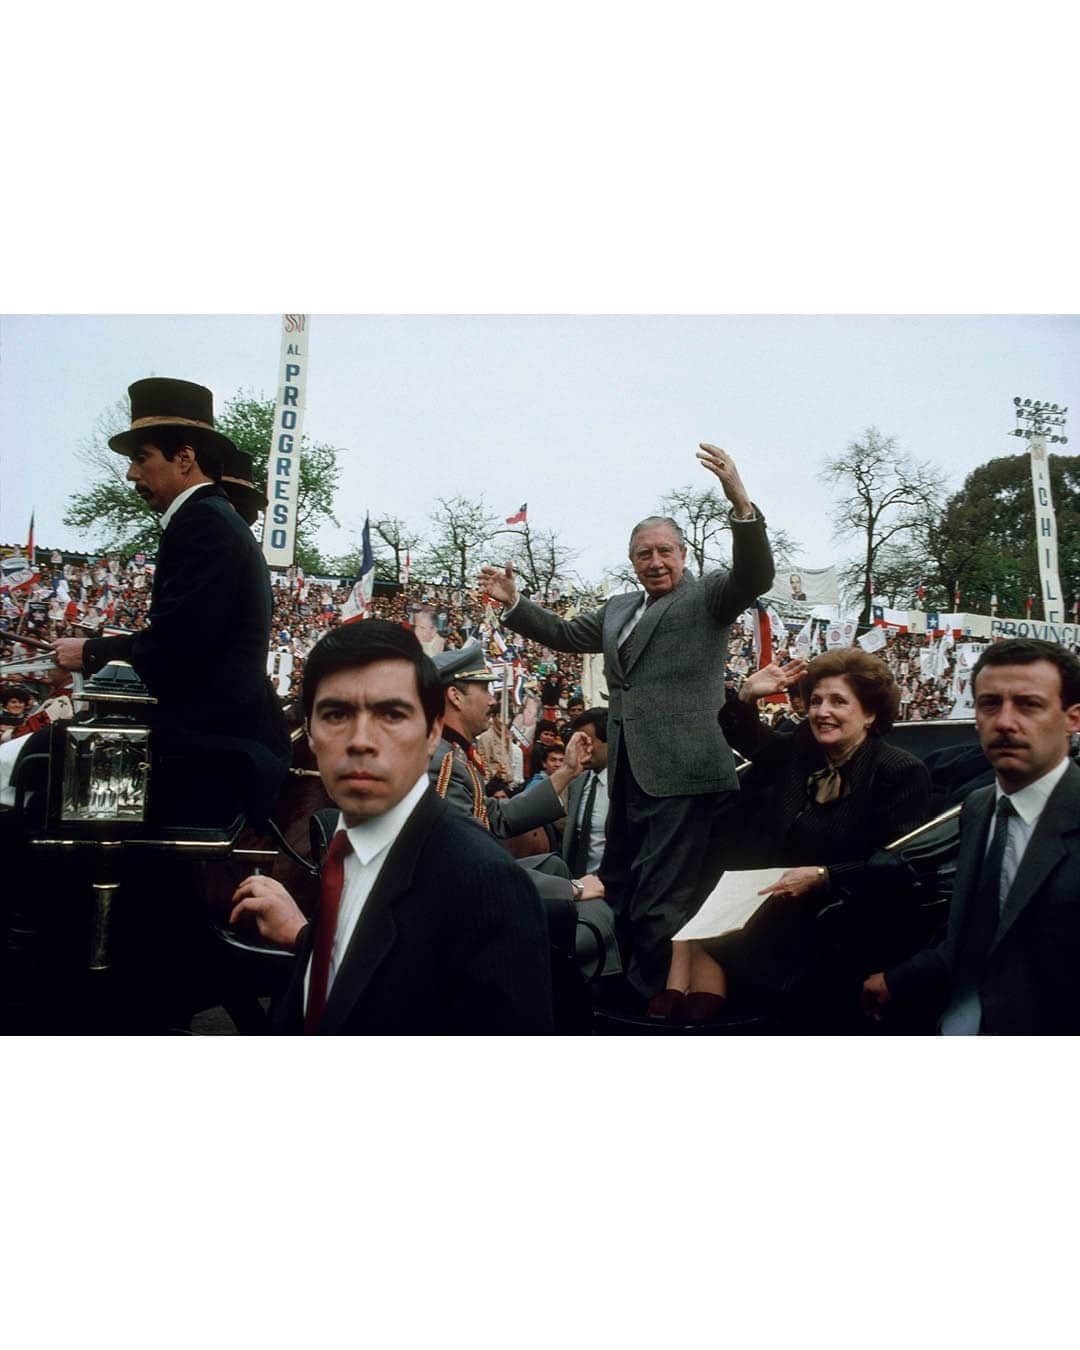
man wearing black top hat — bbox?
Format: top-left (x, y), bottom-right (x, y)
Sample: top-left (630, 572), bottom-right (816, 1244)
top-left (50, 378), bottom-right (290, 821)
top-left (220, 446), bottom-right (269, 527)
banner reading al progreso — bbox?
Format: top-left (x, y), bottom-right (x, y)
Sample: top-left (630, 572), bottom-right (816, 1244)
top-left (262, 315), bottom-right (310, 569)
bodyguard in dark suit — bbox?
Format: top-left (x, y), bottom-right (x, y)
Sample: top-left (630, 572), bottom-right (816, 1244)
top-left (479, 444), bottom-right (774, 1000)
top-left (229, 621), bottom-right (553, 1034)
top-left (863, 639), bottom-right (1080, 1034)
top-left (50, 379), bottom-right (290, 819)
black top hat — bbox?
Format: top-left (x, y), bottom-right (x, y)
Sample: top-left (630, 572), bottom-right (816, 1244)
top-left (108, 378), bottom-right (237, 459)
top-left (432, 641), bottom-right (499, 686)
top-left (220, 446), bottom-right (269, 522)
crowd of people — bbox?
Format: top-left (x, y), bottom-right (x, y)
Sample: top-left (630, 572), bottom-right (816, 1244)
top-left (2, 544), bottom-right (1002, 739)
top-left (2, 380), bottom-right (1078, 1039)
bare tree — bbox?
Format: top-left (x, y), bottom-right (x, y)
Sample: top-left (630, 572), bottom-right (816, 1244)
top-left (373, 515), bottom-right (423, 584)
top-left (423, 495), bottom-right (498, 589)
top-left (820, 428), bottom-right (945, 624)
top-left (661, 484), bottom-right (800, 575)
top-left (497, 522), bottom-right (580, 600)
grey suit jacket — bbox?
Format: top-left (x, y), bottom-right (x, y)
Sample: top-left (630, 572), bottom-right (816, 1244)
top-left (505, 514), bottom-right (774, 797)
top-left (887, 760), bottom-right (1080, 1034)
top-left (561, 772), bottom-right (588, 872)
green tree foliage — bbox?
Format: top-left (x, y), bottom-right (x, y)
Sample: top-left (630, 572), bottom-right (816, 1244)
top-left (216, 393), bottom-right (341, 573)
top-left (928, 452), bottom-right (1079, 618)
top-left (62, 392), bottom-right (343, 572)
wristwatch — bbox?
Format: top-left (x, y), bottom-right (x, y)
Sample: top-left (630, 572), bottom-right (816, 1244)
top-left (570, 879), bottom-right (584, 900)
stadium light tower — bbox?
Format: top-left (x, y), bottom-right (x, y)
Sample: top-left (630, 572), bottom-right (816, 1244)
top-left (1009, 395), bottom-right (1068, 625)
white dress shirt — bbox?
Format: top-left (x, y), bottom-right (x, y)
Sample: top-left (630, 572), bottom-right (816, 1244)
top-left (303, 773), bottom-right (429, 1012)
top-left (990, 756), bottom-right (1070, 906)
top-left (159, 480), bottom-right (214, 532)
top-left (576, 767), bottom-right (610, 875)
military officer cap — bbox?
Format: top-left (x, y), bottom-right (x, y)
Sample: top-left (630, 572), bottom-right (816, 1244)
top-left (432, 641), bottom-right (499, 686)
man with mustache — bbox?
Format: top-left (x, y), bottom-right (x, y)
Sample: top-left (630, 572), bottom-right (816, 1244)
top-left (863, 638), bottom-right (1080, 1034)
top-left (50, 378), bottom-right (291, 820)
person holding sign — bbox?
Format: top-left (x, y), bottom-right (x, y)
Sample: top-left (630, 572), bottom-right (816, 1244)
top-left (655, 648), bottom-right (931, 1024)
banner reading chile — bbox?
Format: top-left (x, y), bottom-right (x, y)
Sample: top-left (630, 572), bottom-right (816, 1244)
top-left (262, 315), bottom-right (310, 569)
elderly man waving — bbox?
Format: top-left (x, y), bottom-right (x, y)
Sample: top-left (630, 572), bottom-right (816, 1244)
top-left (479, 444), bottom-right (774, 1008)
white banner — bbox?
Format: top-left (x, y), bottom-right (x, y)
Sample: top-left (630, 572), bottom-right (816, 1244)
top-left (1028, 438), bottom-right (1065, 623)
top-left (949, 643), bottom-right (983, 717)
top-left (765, 564), bottom-right (839, 609)
top-left (262, 315), bottom-right (311, 569)
top-left (991, 616), bottom-right (1079, 648)
top-left (857, 626), bottom-right (887, 653)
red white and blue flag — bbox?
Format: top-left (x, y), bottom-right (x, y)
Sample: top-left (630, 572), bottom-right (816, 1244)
top-left (341, 514), bottom-right (376, 624)
top-left (505, 503), bottom-right (527, 525)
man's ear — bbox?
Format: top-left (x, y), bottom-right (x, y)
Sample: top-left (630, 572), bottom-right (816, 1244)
top-left (175, 443), bottom-right (198, 475)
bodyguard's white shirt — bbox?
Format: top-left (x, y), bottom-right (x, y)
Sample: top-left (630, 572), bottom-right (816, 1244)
top-left (303, 773), bottom-right (429, 1012)
top-left (159, 480), bottom-right (214, 532)
top-left (990, 756), bottom-right (1070, 906)
top-left (576, 767), bottom-right (609, 875)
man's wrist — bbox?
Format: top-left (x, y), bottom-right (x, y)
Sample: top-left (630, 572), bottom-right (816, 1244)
top-left (729, 501), bottom-right (756, 522)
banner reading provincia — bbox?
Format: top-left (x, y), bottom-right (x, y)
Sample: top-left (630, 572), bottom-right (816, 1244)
top-left (262, 315), bottom-right (310, 569)
top-left (764, 564), bottom-right (838, 609)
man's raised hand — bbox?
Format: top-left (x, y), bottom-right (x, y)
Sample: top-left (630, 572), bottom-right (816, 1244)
top-left (696, 444), bottom-right (753, 519)
top-left (477, 561), bottom-right (518, 607)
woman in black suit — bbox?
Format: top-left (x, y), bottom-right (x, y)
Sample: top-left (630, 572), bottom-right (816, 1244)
top-left (653, 648), bottom-right (932, 1023)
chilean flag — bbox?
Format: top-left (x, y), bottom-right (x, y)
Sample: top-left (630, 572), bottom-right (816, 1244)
top-left (341, 514), bottom-right (376, 624)
top-left (505, 503), bottom-right (527, 525)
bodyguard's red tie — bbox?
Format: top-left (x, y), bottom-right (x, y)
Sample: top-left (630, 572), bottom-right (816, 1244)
top-left (304, 830), bottom-right (352, 1034)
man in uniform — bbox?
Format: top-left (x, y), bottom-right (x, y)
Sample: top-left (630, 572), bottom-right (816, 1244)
top-left (430, 643), bottom-right (617, 985)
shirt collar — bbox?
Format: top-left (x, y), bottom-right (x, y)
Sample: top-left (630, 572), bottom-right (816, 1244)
top-left (995, 756), bottom-right (1070, 827)
top-left (334, 773), bottom-right (429, 866)
top-left (160, 481), bottom-right (213, 532)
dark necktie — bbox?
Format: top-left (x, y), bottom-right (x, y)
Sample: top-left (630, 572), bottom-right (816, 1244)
top-left (304, 830), bottom-right (352, 1034)
top-left (617, 595), bottom-right (658, 669)
top-left (941, 796), bottom-right (1015, 1036)
top-left (572, 772), bottom-right (599, 879)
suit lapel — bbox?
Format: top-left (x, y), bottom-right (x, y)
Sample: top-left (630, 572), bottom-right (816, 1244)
top-left (947, 787), bottom-right (994, 947)
top-left (621, 580), bottom-right (686, 673)
top-left (991, 764), bottom-right (1080, 955)
top-left (605, 593), bottom-right (645, 677)
top-left (318, 789), bottom-right (443, 1033)
top-left (562, 774), bottom-right (584, 863)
